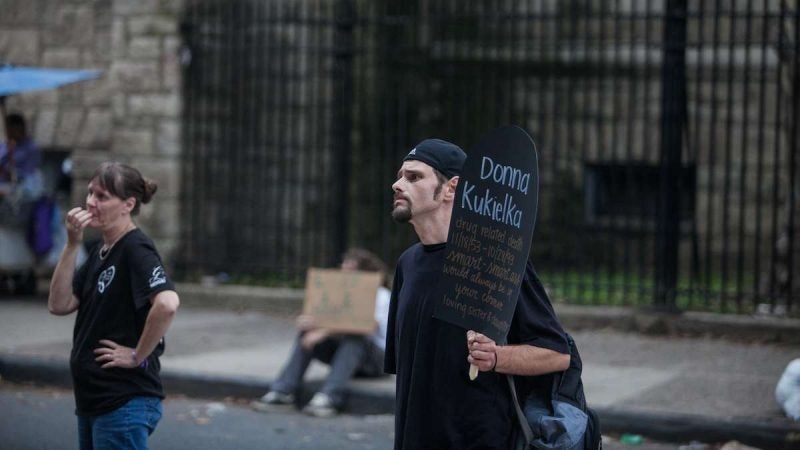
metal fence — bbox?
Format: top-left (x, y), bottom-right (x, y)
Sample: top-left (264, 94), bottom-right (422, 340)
top-left (179, 0), bottom-right (798, 314)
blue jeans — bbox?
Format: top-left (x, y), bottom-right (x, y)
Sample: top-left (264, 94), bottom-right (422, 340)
top-left (77, 396), bottom-right (162, 450)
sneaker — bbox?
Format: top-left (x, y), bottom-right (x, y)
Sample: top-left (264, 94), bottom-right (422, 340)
top-left (250, 391), bottom-right (295, 412)
top-left (302, 393), bottom-right (337, 418)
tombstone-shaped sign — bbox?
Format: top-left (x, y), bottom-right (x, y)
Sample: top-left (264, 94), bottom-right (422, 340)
top-left (303, 268), bottom-right (383, 334)
top-left (433, 126), bottom-right (539, 343)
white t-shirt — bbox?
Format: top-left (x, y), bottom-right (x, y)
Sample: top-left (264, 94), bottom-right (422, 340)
top-left (370, 286), bottom-right (391, 351)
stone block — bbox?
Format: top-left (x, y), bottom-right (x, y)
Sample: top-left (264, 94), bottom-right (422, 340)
top-left (112, 93), bottom-right (127, 120)
top-left (128, 15), bottom-right (177, 36)
top-left (77, 109), bottom-right (113, 149)
top-left (33, 109), bottom-right (58, 147)
top-left (138, 197), bottom-right (180, 241)
top-left (162, 35), bottom-right (182, 89)
top-left (110, 60), bottom-right (160, 91)
top-left (156, 120), bottom-right (180, 156)
top-left (163, 35), bottom-right (180, 55)
top-left (111, 17), bottom-right (126, 58)
top-left (133, 156), bottom-right (180, 200)
top-left (162, 54), bottom-right (181, 89)
top-left (69, 150), bottom-right (111, 183)
top-left (56, 109), bottom-right (85, 147)
top-left (158, 0), bottom-right (185, 16)
top-left (93, 29), bottom-right (112, 63)
top-left (128, 93), bottom-right (180, 117)
top-left (42, 5), bottom-right (95, 48)
top-left (121, 115), bottom-right (159, 130)
top-left (0, 28), bottom-right (41, 65)
top-left (42, 48), bottom-right (82, 69)
top-left (59, 82), bottom-right (86, 105)
top-left (94, 0), bottom-right (113, 30)
top-left (83, 76), bottom-right (113, 107)
top-left (0, 0), bottom-right (39, 25)
top-left (112, 0), bottom-right (160, 16)
top-left (19, 89), bottom-right (59, 107)
top-left (111, 128), bottom-right (154, 154)
top-left (127, 36), bottom-right (161, 60)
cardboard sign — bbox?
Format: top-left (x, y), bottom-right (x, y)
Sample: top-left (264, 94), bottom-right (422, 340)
top-left (302, 268), bottom-right (383, 334)
top-left (433, 126), bottom-right (539, 343)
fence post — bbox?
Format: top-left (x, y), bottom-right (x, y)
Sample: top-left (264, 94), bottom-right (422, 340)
top-left (333, 0), bottom-right (355, 263)
top-left (655, 0), bottom-right (687, 311)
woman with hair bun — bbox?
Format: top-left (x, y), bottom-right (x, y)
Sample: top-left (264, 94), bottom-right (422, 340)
top-left (48, 162), bottom-right (180, 450)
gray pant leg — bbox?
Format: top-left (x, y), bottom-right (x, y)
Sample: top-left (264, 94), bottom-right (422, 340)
top-left (318, 336), bottom-right (369, 404)
top-left (271, 334), bottom-right (313, 394)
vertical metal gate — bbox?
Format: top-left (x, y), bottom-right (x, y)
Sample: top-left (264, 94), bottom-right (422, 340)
top-left (179, 0), bottom-right (798, 314)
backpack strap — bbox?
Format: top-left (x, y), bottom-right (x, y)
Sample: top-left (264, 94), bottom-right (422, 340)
top-left (506, 333), bottom-right (576, 444)
top-left (506, 374), bottom-right (534, 445)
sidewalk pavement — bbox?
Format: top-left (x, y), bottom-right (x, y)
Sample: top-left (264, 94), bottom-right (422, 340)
top-left (1, 284), bottom-right (799, 450)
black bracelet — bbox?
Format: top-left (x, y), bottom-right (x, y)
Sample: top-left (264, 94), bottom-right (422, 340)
top-left (490, 352), bottom-right (499, 372)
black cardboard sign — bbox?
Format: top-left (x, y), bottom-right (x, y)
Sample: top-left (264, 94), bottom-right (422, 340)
top-left (432, 126), bottom-right (538, 342)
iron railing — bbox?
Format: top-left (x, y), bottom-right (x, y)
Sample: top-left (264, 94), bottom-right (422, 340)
top-left (179, 0), bottom-right (798, 314)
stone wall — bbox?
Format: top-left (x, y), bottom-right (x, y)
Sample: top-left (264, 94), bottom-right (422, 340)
top-left (0, 0), bottom-right (183, 265)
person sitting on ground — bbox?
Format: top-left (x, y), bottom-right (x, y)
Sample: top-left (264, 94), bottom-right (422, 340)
top-left (251, 248), bottom-right (391, 417)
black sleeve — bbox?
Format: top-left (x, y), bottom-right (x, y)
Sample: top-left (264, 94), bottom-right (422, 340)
top-left (383, 263), bottom-right (403, 375)
top-left (507, 259), bottom-right (569, 355)
top-left (127, 239), bottom-right (175, 309)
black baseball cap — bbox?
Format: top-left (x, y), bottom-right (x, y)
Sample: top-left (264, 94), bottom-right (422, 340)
top-left (403, 138), bottom-right (467, 178)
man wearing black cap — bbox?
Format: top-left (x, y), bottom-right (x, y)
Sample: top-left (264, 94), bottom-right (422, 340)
top-left (384, 138), bottom-right (570, 449)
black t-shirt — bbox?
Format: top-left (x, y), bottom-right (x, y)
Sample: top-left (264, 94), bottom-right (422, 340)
top-left (71, 228), bottom-right (174, 416)
top-left (384, 243), bottom-right (568, 450)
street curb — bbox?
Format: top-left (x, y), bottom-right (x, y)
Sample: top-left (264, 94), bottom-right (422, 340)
top-left (177, 283), bottom-right (800, 344)
top-left (0, 353), bottom-right (395, 415)
top-left (0, 353), bottom-right (72, 388)
top-left (555, 304), bottom-right (800, 345)
top-left (597, 408), bottom-right (800, 450)
top-left (2, 352), bottom-right (798, 449)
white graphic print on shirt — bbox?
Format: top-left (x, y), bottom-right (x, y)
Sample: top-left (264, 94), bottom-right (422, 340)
top-left (97, 266), bottom-right (116, 294)
top-left (149, 266), bottom-right (167, 288)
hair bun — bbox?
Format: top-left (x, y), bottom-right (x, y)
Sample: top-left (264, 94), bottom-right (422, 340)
top-left (141, 178), bottom-right (158, 204)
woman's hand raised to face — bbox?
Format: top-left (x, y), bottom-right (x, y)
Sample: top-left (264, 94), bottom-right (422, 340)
top-left (65, 207), bottom-right (93, 246)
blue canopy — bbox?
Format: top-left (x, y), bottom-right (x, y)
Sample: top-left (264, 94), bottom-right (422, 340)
top-left (0, 65), bottom-right (102, 97)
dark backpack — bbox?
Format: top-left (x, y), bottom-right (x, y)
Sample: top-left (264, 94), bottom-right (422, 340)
top-left (508, 334), bottom-right (602, 450)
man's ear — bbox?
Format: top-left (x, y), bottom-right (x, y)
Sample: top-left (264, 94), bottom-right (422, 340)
top-left (443, 176), bottom-right (459, 202)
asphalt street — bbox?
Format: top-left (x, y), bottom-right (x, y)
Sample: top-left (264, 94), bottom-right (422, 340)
top-left (0, 381), bottom-right (394, 450)
top-left (0, 382), bottom-right (689, 450)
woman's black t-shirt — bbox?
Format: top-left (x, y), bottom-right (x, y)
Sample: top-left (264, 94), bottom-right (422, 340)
top-left (384, 242), bottom-right (568, 450)
top-left (71, 228), bottom-right (174, 416)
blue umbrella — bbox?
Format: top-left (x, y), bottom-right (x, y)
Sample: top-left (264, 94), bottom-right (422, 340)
top-left (0, 64), bottom-right (102, 144)
top-left (0, 64), bottom-right (102, 97)
top-left (0, 64), bottom-right (102, 178)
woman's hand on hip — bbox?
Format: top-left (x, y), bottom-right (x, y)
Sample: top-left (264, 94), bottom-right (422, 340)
top-left (94, 339), bottom-right (138, 369)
